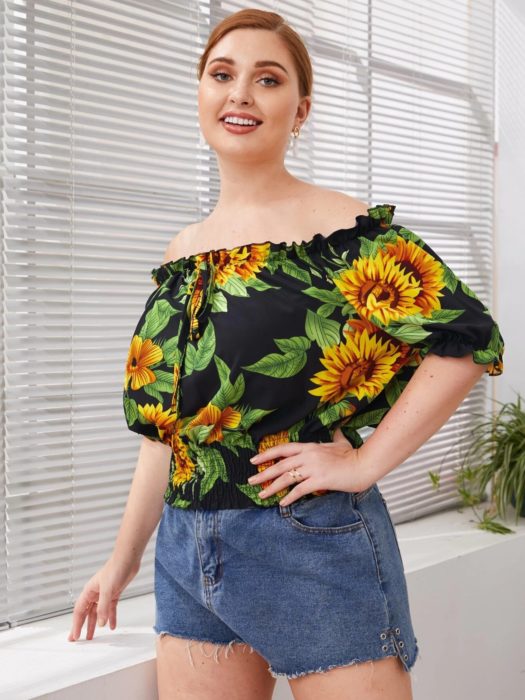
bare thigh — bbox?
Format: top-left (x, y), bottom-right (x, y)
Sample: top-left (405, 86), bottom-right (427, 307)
top-left (288, 655), bottom-right (413, 700)
top-left (156, 633), bottom-right (277, 700)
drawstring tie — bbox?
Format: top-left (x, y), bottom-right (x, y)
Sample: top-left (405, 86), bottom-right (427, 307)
top-left (171, 253), bottom-right (215, 424)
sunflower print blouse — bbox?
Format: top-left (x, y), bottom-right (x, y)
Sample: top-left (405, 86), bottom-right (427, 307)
top-left (123, 203), bottom-right (505, 510)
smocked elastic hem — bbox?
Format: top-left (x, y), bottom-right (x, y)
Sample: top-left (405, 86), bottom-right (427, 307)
top-left (268, 648), bottom-right (419, 680)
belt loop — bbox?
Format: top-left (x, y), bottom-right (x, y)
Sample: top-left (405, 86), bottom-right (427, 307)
top-left (279, 503), bottom-right (292, 518)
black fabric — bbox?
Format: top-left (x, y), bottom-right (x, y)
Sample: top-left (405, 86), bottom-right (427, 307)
top-left (122, 204), bottom-right (504, 510)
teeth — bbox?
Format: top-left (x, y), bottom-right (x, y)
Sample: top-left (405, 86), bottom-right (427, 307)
top-left (223, 116), bottom-right (259, 126)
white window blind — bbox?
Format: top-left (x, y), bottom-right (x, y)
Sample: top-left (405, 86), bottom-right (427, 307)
top-left (1, 0), bottom-right (496, 629)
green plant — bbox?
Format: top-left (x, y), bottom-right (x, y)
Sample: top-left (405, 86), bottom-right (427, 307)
top-left (428, 392), bottom-right (525, 534)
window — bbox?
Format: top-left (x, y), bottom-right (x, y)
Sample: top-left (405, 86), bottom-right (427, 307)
top-left (1, 0), bottom-right (496, 629)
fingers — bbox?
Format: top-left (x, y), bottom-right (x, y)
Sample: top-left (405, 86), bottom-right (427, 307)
top-left (250, 442), bottom-right (302, 466)
top-left (86, 603), bottom-right (98, 640)
top-left (247, 455), bottom-right (295, 485)
top-left (108, 599), bottom-right (118, 630)
top-left (259, 466), bottom-right (310, 502)
top-left (68, 598), bottom-right (95, 642)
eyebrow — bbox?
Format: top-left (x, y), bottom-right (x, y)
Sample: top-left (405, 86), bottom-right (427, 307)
top-left (207, 56), bottom-right (289, 75)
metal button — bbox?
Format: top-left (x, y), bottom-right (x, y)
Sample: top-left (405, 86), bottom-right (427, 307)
top-left (399, 641), bottom-right (404, 648)
top-left (381, 644), bottom-right (388, 651)
top-left (403, 654), bottom-right (408, 660)
top-left (395, 627), bottom-right (400, 634)
top-left (380, 632), bottom-right (387, 640)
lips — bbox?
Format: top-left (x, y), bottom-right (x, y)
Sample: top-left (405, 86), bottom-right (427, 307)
top-left (220, 113), bottom-right (263, 124)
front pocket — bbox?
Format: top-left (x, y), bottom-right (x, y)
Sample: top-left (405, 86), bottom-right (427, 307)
top-left (280, 490), bottom-right (364, 535)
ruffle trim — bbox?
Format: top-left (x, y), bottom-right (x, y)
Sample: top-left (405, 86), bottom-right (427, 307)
top-left (150, 203), bottom-right (397, 287)
top-left (421, 335), bottom-right (504, 376)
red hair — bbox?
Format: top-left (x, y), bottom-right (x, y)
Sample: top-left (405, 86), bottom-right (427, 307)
top-left (197, 8), bottom-right (313, 99)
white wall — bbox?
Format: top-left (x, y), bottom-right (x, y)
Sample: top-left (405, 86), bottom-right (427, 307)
top-left (495, 0), bottom-right (525, 406)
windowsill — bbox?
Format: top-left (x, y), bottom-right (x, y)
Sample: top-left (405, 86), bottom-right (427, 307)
top-left (2, 506), bottom-right (524, 700)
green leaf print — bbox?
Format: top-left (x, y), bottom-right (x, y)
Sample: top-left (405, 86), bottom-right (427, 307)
top-left (211, 356), bottom-right (246, 408)
top-left (305, 308), bottom-right (341, 347)
top-left (211, 289), bottom-right (228, 312)
top-left (184, 422), bottom-right (216, 444)
top-left (193, 322), bottom-right (216, 372)
top-left (150, 369), bottom-right (175, 393)
top-left (143, 383), bottom-right (165, 403)
top-left (460, 280), bottom-right (482, 300)
top-left (221, 275), bottom-right (251, 297)
top-left (242, 336), bottom-right (310, 378)
top-left (396, 226), bottom-right (425, 246)
top-left (246, 277), bottom-right (281, 292)
top-left (488, 323), bottom-right (503, 352)
top-left (373, 321), bottom-right (431, 344)
top-left (140, 299), bottom-right (178, 338)
top-left (426, 309), bottom-right (465, 324)
top-left (358, 229), bottom-right (398, 258)
top-left (123, 396), bottom-right (139, 427)
top-left (280, 258), bottom-right (312, 285)
top-left (274, 336), bottom-right (310, 353)
top-left (160, 336), bottom-right (180, 365)
top-left (241, 407), bottom-right (278, 429)
top-left (197, 448), bottom-right (229, 498)
top-left (303, 287), bottom-right (342, 304)
top-left (317, 303), bottom-right (338, 317)
top-left (236, 482), bottom-right (280, 506)
top-left (473, 348), bottom-right (499, 365)
top-left (344, 407), bottom-right (389, 429)
top-left (170, 495), bottom-right (192, 508)
top-left (443, 265), bottom-right (458, 293)
top-left (316, 400), bottom-right (354, 425)
top-left (243, 352), bottom-right (308, 378)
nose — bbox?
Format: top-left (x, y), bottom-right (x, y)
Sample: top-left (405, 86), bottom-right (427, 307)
top-left (227, 80), bottom-right (253, 106)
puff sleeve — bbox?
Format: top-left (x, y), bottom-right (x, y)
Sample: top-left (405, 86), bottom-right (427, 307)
top-left (334, 223), bottom-right (504, 376)
top-left (122, 269), bottom-right (179, 444)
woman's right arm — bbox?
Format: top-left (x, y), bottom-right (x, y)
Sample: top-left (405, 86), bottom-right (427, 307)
top-left (68, 437), bottom-right (171, 641)
top-left (111, 436), bottom-right (171, 569)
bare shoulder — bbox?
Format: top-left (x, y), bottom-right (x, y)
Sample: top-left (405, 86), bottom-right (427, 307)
top-left (301, 184), bottom-right (371, 231)
top-left (161, 224), bottom-right (197, 264)
top-left (313, 185), bottom-right (370, 216)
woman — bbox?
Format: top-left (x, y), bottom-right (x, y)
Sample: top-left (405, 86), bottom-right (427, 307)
top-left (68, 9), bottom-right (504, 700)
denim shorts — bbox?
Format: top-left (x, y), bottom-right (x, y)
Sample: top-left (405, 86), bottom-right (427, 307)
top-left (153, 482), bottom-right (420, 679)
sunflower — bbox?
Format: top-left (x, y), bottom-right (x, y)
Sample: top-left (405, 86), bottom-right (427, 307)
top-left (170, 431), bottom-right (197, 487)
top-left (384, 235), bottom-right (445, 316)
top-left (195, 242), bottom-right (271, 287)
top-left (124, 335), bottom-right (163, 391)
top-left (342, 316), bottom-right (415, 374)
top-left (137, 402), bottom-right (178, 441)
top-left (309, 326), bottom-right (402, 403)
top-left (334, 236), bottom-right (444, 325)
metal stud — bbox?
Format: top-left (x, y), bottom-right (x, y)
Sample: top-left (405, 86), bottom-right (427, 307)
top-left (403, 654), bottom-right (408, 660)
top-left (382, 644), bottom-right (388, 651)
top-left (395, 627), bottom-right (400, 634)
top-left (380, 632), bottom-right (387, 640)
top-left (399, 641), bottom-right (404, 648)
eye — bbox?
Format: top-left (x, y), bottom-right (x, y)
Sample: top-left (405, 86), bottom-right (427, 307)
top-left (259, 75), bottom-right (280, 86)
top-left (210, 71), bottom-right (230, 82)
top-left (209, 71), bottom-right (280, 87)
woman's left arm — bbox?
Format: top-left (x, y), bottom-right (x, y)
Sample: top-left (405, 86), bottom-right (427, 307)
top-left (355, 352), bottom-right (487, 484)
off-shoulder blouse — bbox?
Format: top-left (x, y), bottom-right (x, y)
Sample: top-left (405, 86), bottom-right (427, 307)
top-left (122, 204), bottom-right (505, 510)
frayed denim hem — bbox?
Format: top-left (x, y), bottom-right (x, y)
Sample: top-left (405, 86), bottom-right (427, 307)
top-left (268, 650), bottom-right (419, 680)
top-left (154, 628), bottom-right (256, 669)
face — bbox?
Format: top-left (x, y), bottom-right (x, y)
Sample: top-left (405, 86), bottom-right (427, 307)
top-left (198, 28), bottom-right (310, 161)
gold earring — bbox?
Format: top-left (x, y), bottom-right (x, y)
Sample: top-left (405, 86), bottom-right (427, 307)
top-left (292, 125), bottom-right (300, 138)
